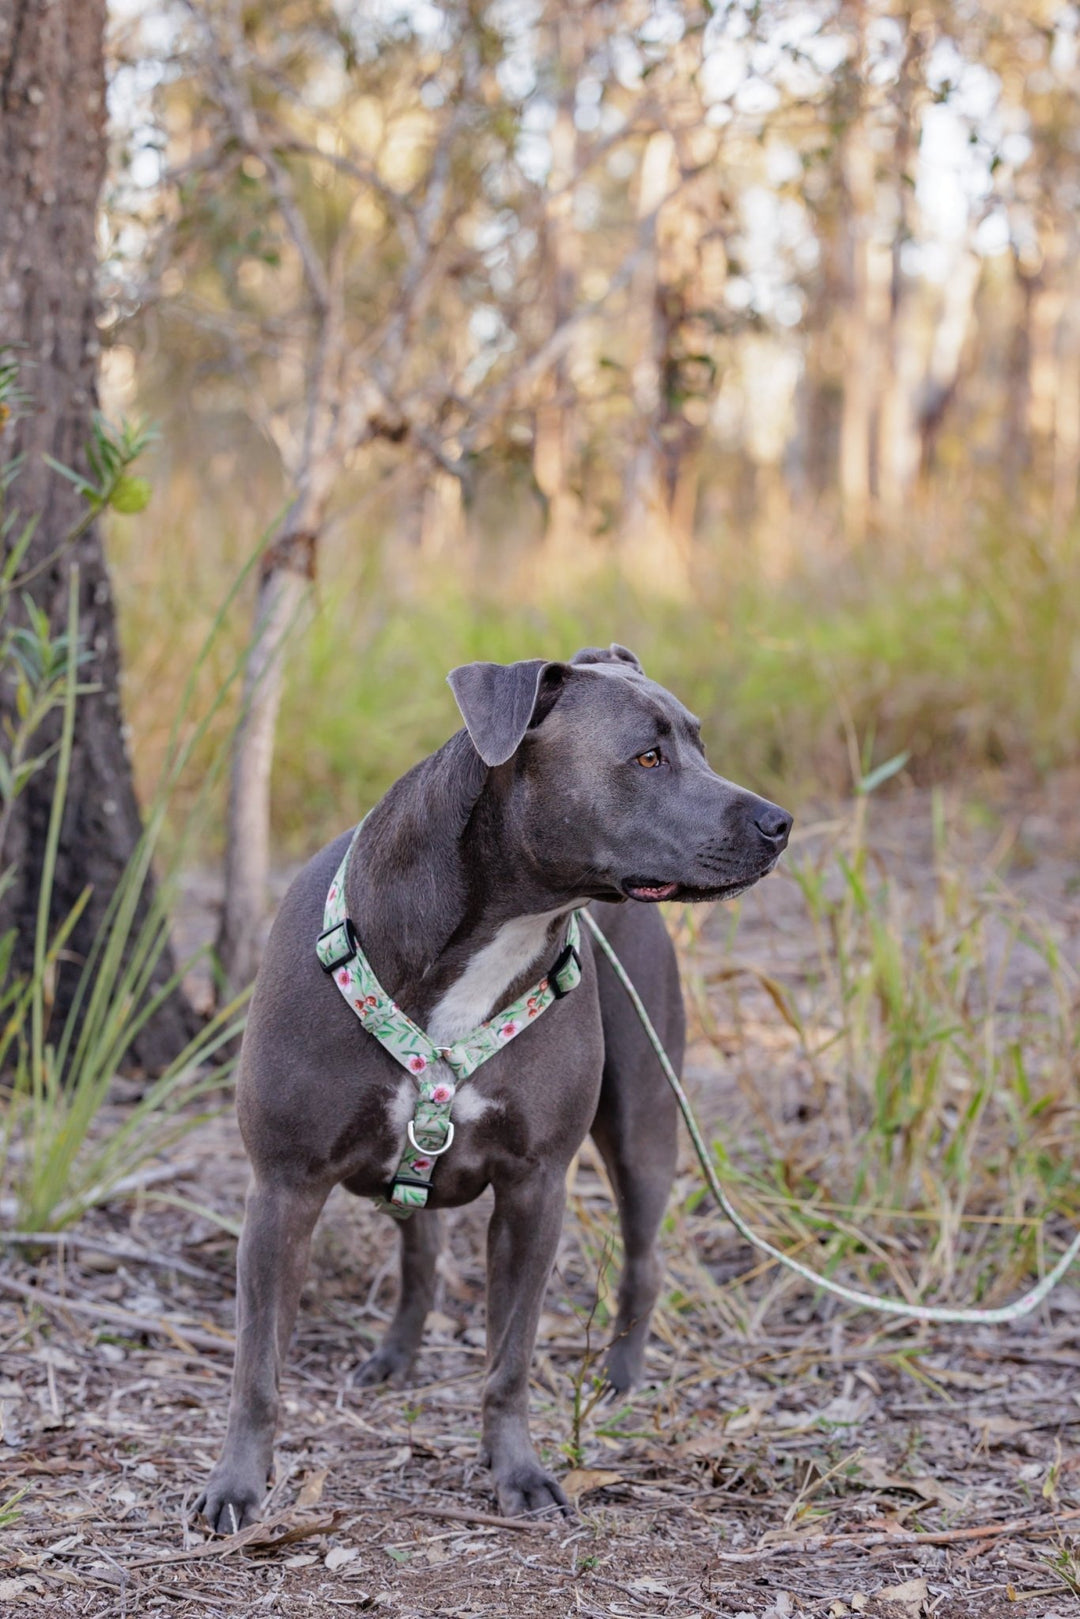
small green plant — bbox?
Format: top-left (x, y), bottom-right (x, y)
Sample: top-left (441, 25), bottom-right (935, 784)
top-left (0, 1486), bottom-right (26, 1529)
top-left (0, 350), bottom-right (255, 1232)
top-left (561, 1222), bottom-right (621, 1467)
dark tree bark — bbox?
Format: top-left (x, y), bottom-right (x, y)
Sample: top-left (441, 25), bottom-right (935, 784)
top-left (0, 0), bottom-right (195, 1069)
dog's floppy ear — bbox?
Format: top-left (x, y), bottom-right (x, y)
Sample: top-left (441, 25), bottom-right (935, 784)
top-left (447, 660), bottom-right (570, 767)
top-left (570, 642), bottom-right (644, 673)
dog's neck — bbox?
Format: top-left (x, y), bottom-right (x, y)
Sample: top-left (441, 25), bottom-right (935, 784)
top-left (345, 732), bottom-right (580, 1032)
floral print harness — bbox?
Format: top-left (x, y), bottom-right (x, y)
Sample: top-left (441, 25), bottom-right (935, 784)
top-left (316, 823), bottom-right (583, 1218)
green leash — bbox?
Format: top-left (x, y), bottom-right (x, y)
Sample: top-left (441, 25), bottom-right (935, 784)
top-left (580, 910), bottom-right (1080, 1327)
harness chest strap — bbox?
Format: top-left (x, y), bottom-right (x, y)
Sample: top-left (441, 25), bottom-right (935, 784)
top-left (316, 823), bottom-right (582, 1217)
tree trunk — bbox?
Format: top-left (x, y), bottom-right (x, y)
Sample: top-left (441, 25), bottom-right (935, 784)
top-left (532, 4), bottom-right (586, 573)
top-left (215, 523), bottom-right (314, 998)
top-left (1052, 278), bottom-right (1080, 536)
top-left (620, 131), bottom-right (691, 596)
top-left (0, 0), bottom-right (195, 1070)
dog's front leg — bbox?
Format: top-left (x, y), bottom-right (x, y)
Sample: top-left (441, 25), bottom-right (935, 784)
top-left (482, 1168), bottom-right (569, 1516)
top-left (197, 1178), bottom-right (326, 1532)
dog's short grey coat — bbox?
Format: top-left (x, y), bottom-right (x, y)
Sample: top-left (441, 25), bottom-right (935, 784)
top-left (196, 644), bottom-right (791, 1528)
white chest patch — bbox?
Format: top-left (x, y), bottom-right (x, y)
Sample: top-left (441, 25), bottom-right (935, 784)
top-left (425, 906), bottom-right (576, 1047)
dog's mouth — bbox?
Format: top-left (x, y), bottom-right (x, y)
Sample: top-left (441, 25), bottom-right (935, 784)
top-left (622, 880), bottom-right (680, 902)
top-left (621, 859), bottom-right (780, 906)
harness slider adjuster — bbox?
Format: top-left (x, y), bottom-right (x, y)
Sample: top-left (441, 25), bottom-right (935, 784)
top-left (317, 916), bottom-right (358, 974)
top-left (550, 942), bottom-right (581, 999)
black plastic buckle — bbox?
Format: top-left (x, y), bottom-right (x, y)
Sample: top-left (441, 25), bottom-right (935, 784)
top-left (317, 916), bottom-right (358, 974)
top-left (387, 1174), bottom-right (433, 1195)
top-left (549, 942), bottom-right (581, 999)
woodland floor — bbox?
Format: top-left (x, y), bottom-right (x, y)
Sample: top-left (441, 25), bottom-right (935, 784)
top-left (3, 778), bottom-right (1080, 1619)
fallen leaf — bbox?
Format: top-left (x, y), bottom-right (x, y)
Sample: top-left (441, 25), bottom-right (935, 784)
top-left (296, 1467), bottom-right (328, 1509)
top-left (857, 1455), bottom-right (964, 1511)
top-left (325, 1545), bottom-right (359, 1571)
top-left (877, 1577), bottom-right (928, 1610)
top-left (560, 1467), bottom-right (623, 1500)
top-left (850, 1597), bottom-right (869, 1613)
top-left (283, 1554), bottom-right (317, 1569)
top-left (0, 1576), bottom-right (44, 1600)
top-left (829, 1603), bottom-right (849, 1617)
top-left (243, 1511), bottom-right (346, 1555)
top-left (967, 1414), bottom-right (1030, 1445)
top-left (676, 1426), bottom-right (730, 1459)
top-left (34, 1346), bottom-right (79, 1373)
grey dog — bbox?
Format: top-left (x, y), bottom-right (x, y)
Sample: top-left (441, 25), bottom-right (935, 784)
top-left (196, 643), bottom-right (791, 1529)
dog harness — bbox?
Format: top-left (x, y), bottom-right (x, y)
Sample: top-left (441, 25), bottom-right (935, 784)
top-left (316, 823), bottom-right (582, 1218)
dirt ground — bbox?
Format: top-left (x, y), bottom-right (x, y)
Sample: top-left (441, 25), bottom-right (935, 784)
top-left (3, 780), bottom-right (1080, 1619)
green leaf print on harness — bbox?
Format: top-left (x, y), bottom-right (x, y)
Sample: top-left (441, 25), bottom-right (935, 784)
top-left (316, 822), bottom-right (582, 1218)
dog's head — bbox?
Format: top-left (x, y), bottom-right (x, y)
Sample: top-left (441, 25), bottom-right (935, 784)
top-left (447, 644), bottom-right (791, 905)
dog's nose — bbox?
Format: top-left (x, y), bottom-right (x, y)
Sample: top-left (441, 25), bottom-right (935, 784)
top-left (755, 805), bottom-right (793, 850)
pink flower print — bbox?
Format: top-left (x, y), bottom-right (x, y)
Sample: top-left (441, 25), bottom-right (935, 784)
top-left (431, 1083), bottom-right (454, 1104)
top-left (337, 969), bottom-right (350, 988)
top-left (366, 995), bottom-right (379, 1007)
top-left (501, 1021), bottom-right (519, 1039)
top-left (407, 1054), bottom-right (428, 1075)
top-left (538, 978), bottom-right (549, 992)
top-left (411, 1158), bottom-right (431, 1172)
top-left (328, 884), bottom-right (338, 903)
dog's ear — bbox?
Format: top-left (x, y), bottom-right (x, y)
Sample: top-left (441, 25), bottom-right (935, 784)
top-left (447, 660), bottom-right (571, 767)
top-left (570, 642), bottom-right (644, 673)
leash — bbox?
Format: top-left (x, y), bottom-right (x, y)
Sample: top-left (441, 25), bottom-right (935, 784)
top-left (580, 909), bottom-right (1080, 1326)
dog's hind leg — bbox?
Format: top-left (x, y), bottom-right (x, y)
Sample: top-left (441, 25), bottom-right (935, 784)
top-left (355, 1209), bottom-right (440, 1387)
top-left (197, 1178), bottom-right (327, 1532)
top-left (590, 1083), bottom-right (677, 1393)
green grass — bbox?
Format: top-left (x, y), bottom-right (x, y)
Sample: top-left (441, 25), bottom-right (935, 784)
top-left (106, 499), bottom-right (1080, 857)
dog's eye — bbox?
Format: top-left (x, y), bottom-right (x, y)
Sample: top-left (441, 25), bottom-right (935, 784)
top-left (635, 749), bottom-right (662, 769)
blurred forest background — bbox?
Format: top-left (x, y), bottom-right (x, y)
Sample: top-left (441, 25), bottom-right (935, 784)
top-left (98, 0), bottom-right (1080, 879)
top-left (74, 0), bottom-right (1062, 893)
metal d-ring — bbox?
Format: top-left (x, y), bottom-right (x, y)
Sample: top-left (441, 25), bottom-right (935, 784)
top-left (407, 1119), bottom-right (455, 1157)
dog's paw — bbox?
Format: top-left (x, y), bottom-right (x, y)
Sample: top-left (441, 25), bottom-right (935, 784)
top-left (193, 1472), bottom-right (262, 1536)
top-left (600, 1342), bottom-right (644, 1396)
top-left (354, 1341), bottom-right (417, 1388)
top-left (493, 1463), bottom-right (572, 1519)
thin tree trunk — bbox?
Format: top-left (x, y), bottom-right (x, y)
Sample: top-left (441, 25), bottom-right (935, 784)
top-left (215, 523), bottom-right (314, 997)
top-left (1052, 280), bottom-right (1080, 535)
top-left (1002, 257), bottom-right (1036, 497)
top-left (533, 4), bottom-right (585, 571)
top-left (620, 130), bottom-right (690, 594)
top-left (917, 250), bottom-right (980, 482)
top-left (878, 11), bottom-right (929, 516)
top-left (838, 130), bottom-right (891, 538)
top-left (0, 0), bottom-right (195, 1069)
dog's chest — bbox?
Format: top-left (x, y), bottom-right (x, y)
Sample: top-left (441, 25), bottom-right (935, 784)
top-left (425, 907), bottom-right (571, 1045)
